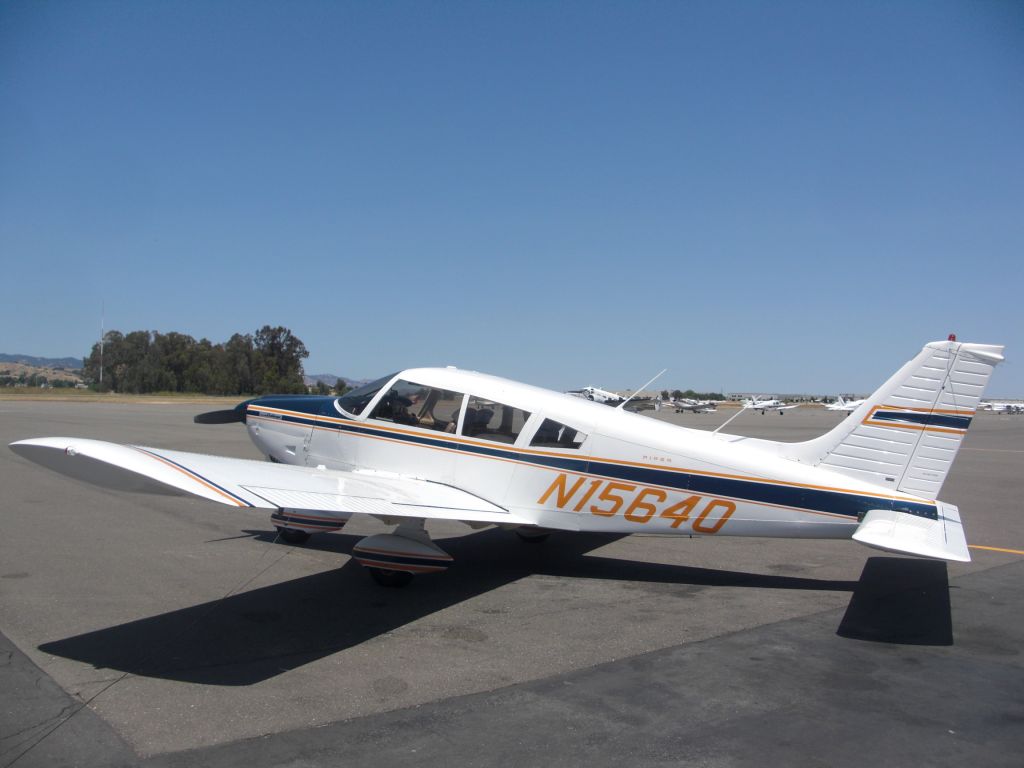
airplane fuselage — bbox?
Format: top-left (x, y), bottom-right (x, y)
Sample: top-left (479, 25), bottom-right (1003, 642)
top-left (244, 368), bottom-right (937, 542)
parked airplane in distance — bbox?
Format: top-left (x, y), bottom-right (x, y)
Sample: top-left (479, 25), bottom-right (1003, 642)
top-left (659, 397), bottom-right (717, 414)
top-left (567, 385), bottom-right (658, 412)
top-left (566, 385), bottom-right (624, 406)
top-left (10, 338), bottom-right (1005, 587)
top-left (742, 395), bottom-right (800, 414)
top-left (978, 401), bottom-right (1023, 415)
top-left (825, 395), bottom-right (867, 412)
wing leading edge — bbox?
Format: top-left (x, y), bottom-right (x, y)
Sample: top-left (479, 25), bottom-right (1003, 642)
top-left (9, 437), bottom-right (531, 527)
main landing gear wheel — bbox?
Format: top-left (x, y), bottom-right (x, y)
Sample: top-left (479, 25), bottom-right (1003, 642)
top-left (276, 527), bottom-right (312, 545)
top-left (367, 567), bottom-right (415, 588)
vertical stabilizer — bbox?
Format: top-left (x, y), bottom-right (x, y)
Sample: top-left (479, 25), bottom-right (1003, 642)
top-left (788, 340), bottom-right (1004, 498)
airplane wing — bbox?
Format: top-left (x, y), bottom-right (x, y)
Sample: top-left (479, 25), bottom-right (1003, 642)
top-left (9, 437), bottom-right (531, 526)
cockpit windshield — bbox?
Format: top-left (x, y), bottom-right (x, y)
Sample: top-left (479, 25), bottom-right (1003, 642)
top-left (336, 373), bottom-right (397, 416)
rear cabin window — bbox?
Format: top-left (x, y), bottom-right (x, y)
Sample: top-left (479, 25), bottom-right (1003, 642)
top-left (369, 380), bottom-right (464, 433)
top-left (529, 418), bottom-right (587, 449)
top-left (463, 395), bottom-right (531, 444)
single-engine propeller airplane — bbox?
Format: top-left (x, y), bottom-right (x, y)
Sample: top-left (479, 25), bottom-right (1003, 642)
top-left (742, 395), bottom-right (801, 414)
top-left (9, 338), bottom-right (1004, 587)
top-left (978, 401), bottom-right (1023, 415)
top-left (825, 395), bottom-right (867, 413)
top-left (663, 397), bottom-right (717, 414)
top-left (566, 385), bottom-right (625, 405)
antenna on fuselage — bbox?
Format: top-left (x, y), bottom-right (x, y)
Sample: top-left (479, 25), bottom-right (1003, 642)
top-left (712, 402), bottom-right (753, 435)
top-left (616, 369), bottom-right (667, 411)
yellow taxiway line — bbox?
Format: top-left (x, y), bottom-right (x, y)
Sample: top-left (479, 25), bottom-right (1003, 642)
top-left (969, 544), bottom-right (1024, 556)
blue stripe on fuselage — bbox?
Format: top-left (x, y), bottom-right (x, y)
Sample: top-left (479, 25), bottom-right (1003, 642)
top-left (582, 458), bottom-right (936, 519)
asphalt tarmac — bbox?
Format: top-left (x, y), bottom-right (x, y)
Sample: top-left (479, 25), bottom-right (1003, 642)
top-left (1, 401), bottom-right (1022, 767)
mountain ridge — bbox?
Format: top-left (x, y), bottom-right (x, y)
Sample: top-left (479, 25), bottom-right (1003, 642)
top-left (0, 353), bottom-right (83, 369)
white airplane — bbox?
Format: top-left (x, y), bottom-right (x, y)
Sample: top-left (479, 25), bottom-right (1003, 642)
top-left (662, 397), bottom-right (717, 414)
top-left (742, 395), bottom-right (801, 414)
top-left (566, 386), bottom-right (624, 405)
top-left (825, 396), bottom-right (867, 412)
top-left (978, 401), bottom-right (1023, 415)
top-left (9, 339), bottom-right (1004, 587)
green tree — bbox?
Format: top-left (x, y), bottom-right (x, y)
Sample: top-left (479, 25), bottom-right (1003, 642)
top-left (253, 325), bottom-right (308, 394)
top-left (158, 332), bottom-right (197, 391)
top-left (222, 333), bottom-right (255, 394)
top-left (184, 338), bottom-right (216, 393)
top-left (83, 330), bottom-right (126, 391)
top-left (119, 331), bottom-right (152, 393)
top-left (82, 325), bottom-right (309, 395)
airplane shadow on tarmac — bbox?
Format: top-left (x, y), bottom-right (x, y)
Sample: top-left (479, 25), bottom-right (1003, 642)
top-left (38, 529), bottom-right (951, 686)
top-left (837, 556), bottom-right (953, 646)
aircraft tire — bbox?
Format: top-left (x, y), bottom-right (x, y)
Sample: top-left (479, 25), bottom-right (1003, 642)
top-left (367, 567), bottom-right (415, 588)
top-left (276, 527), bottom-right (312, 545)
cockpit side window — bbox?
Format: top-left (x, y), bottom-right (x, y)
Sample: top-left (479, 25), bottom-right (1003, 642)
top-left (369, 379), bottom-right (464, 433)
top-left (529, 418), bottom-right (588, 449)
top-left (336, 373), bottom-right (397, 416)
top-left (463, 395), bottom-right (531, 444)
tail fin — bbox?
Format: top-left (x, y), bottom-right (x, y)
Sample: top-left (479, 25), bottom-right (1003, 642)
top-left (788, 340), bottom-right (1004, 498)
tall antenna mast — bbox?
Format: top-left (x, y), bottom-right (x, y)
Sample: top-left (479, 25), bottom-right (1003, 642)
top-left (616, 369), bottom-right (667, 411)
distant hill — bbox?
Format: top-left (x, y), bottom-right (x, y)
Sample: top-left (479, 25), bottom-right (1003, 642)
top-left (0, 353), bottom-right (83, 370)
top-left (0, 361), bottom-right (83, 385)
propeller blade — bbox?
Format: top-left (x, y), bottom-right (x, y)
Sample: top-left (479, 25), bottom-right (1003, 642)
top-left (194, 408), bottom-right (245, 425)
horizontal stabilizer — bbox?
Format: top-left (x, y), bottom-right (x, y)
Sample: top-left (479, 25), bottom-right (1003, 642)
top-left (852, 503), bottom-right (969, 562)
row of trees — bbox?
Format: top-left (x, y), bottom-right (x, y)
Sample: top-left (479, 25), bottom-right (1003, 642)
top-left (82, 326), bottom-right (309, 395)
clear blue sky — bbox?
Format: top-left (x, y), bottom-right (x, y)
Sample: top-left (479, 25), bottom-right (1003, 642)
top-left (2, 1), bottom-right (1022, 395)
